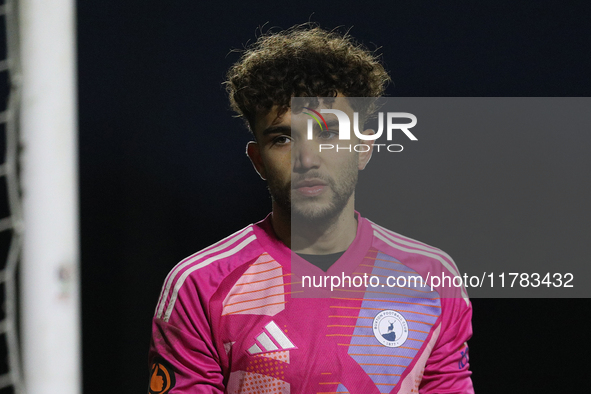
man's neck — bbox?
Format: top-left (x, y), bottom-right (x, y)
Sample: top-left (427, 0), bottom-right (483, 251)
top-left (270, 199), bottom-right (358, 255)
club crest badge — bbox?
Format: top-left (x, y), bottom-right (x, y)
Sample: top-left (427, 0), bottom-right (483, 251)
top-left (372, 310), bottom-right (409, 348)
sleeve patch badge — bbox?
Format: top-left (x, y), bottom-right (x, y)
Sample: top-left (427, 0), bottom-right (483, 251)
top-left (148, 358), bottom-right (176, 394)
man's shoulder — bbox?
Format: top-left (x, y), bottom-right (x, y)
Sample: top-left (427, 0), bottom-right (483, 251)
top-left (365, 217), bottom-right (469, 304)
top-left (364, 218), bottom-right (461, 277)
top-left (171, 223), bottom-right (264, 283)
top-left (154, 223), bottom-right (266, 321)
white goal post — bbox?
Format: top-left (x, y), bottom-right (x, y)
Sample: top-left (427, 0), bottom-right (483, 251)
top-left (19, 0), bottom-right (81, 393)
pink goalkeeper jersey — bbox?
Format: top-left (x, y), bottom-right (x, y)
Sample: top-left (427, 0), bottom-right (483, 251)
top-left (149, 213), bottom-right (473, 394)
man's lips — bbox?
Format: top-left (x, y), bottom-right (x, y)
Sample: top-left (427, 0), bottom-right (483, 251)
top-left (292, 179), bottom-right (328, 196)
top-left (292, 179), bottom-right (327, 189)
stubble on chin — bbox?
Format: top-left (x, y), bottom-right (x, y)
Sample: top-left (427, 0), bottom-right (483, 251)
top-left (291, 173), bottom-right (357, 224)
top-left (268, 155), bottom-right (359, 224)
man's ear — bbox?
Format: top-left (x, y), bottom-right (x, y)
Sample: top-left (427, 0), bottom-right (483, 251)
top-left (246, 141), bottom-right (267, 180)
top-left (358, 129), bottom-right (375, 170)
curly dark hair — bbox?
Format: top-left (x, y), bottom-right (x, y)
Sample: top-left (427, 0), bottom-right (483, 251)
top-left (224, 24), bottom-right (391, 133)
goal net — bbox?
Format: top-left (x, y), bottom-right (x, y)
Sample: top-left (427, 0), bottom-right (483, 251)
top-left (0, 0), bottom-right (24, 393)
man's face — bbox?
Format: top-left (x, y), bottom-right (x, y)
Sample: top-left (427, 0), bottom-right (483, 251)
top-left (247, 96), bottom-right (372, 223)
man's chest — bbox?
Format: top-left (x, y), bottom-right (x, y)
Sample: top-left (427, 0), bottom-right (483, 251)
top-left (215, 295), bottom-right (442, 394)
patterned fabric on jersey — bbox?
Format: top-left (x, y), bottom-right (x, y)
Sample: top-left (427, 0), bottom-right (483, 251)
top-left (149, 213), bottom-right (473, 394)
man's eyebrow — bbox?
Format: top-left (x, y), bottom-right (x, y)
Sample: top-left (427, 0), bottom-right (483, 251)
top-left (261, 125), bottom-right (291, 136)
top-left (260, 118), bottom-right (340, 136)
top-left (325, 119), bottom-right (340, 128)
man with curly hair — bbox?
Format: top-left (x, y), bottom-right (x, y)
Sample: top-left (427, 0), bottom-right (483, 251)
top-left (148, 24), bottom-right (474, 394)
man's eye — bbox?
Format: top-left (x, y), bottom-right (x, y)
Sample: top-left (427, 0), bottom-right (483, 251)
top-left (273, 136), bottom-right (292, 145)
top-left (318, 130), bottom-right (338, 140)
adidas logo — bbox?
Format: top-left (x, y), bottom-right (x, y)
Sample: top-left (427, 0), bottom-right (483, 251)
top-left (247, 321), bottom-right (296, 355)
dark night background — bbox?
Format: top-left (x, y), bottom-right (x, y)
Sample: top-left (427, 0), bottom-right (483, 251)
top-left (77, 1), bottom-right (590, 393)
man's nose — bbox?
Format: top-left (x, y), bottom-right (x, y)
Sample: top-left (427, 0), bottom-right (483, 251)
top-left (293, 139), bottom-right (320, 172)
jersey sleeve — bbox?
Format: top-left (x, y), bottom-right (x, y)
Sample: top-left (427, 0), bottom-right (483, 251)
top-left (148, 276), bottom-right (225, 393)
top-left (419, 297), bottom-right (474, 394)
